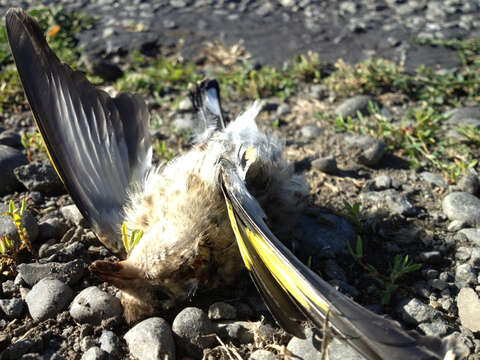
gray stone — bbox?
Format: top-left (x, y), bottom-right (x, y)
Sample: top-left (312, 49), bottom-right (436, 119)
top-left (311, 156), bottom-right (337, 174)
top-left (216, 321), bottom-right (255, 344)
top-left (470, 248), bottom-right (480, 267)
top-left (17, 260), bottom-right (85, 286)
top-left (2, 280), bottom-right (17, 296)
top-left (373, 175), bottom-right (392, 190)
top-left (300, 125), bottom-right (323, 139)
top-left (0, 298), bottom-right (24, 318)
top-left (99, 330), bottom-right (121, 356)
top-left (61, 204), bottom-right (88, 227)
top-left (172, 307), bottom-right (216, 358)
top-left (81, 347), bottom-right (107, 360)
top-left (0, 130), bottom-right (22, 148)
top-left (0, 145), bottom-right (28, 195)
top-left (0, 203), bottom-right (39, 245)
top-left (418, 320), bottom-right (448, 337)
top-left (276, 103), bottom-right (291, 117)
top-left (335, 95), bottom-right (376, 118)
top-left (420, 172), bottom-right (448, 189)
top-left (38, 217), bottom-right (70, 241)
top-left (459, 228), bottom-right (480, 245)
top-left (428, 279), bottom-right (448, 291)
top-left (14, 163), bottom-right (65, 196)
top-left (447, 220), bottom-right (468, 232)
top-left (345, 135), bottom-right (386, 166)
top-left (360, 190), bottom-right (417, 216)
top-left (124, 317), bottom-right (175, 360)
top-left (208, 302), bottom-right (237, 320)
top-left (457, 169), bottom-right (479, 195)
top-left (443, 192), bottom-right (480, 226)
top-left (70, 286), bottom-right (123, 325)
top-left (287, 328), bottom-right (322, 360)
top-left (329, 338), bottom-right (366, 360)
top-left (297, 213), bottom-right (356, 257)
top-left (2, 339), bottom-right (35, 359)
top-left (398, 298), bottom-right (440, 325)
top-left (249, 349), bottom-right (278, 360)
top-left (457, 288), bottom-right (480, 332)
top-left (418, 251), bottom-right (442, 264)
top-left (279, 0), bottom-right (295, 7)
top-left (444, 107), bottom-right (480, 126)
top-left (25, 279), bottom-right (73, 321)
top-left (455, 264), bottom-right (477, 285)
top-left (310, 84), bottom-right (328, 99)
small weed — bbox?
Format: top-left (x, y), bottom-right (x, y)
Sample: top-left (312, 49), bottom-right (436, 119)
top-left (21, 131), bottom-right (46, 161)
top-left (154, 140), bottom-right (175, 161)
top-left (121, 221), bottom-right (144, 256)
top-left (348, 236), bottom-right (421, 305)
top-left (343, 200), bottom-right (362, 230)
top-left (115, 51), bottom-right (201, 99)
top-left (1, 199), bottom-right (37, 266)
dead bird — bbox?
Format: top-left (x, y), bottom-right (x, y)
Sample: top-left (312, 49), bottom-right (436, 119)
top-left (6, 8), bottom-right (467, 360)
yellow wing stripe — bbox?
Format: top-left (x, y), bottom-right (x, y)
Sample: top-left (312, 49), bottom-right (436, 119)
top-left (32, 115), bottom-right (65, 184)
top-left (225, 199), bottom-right (252, 270)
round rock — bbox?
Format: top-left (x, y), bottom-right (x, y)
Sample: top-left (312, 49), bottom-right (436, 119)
top-left (17, 260), bottom-right (84, 286)
top-left (457, 287), bottom-right (480, 332)
top-left (397, 298), bottom-right (440, 326)
top-left (14, 163), bottom-right (65, 196)
top-left (335, 95), bottom-right (376, 118)
top-left (249, 349), bottom-right (278, 360)
top-left (70, 286), bottom-right (123, 324)
top-left (81, 346), bottom-right (107, 360)
top-left (442, 192), bottom-right (480, 226)
top-left (311, 156), bottom-right (337, 174)
top-left (124, 317), bottom-right (175, 360)
top-left (0, 145), bottom-right (28, 195)
top-left (208, 302), bottom-right (237, 320)
top-left (300, 125), bottom-right (323, 139)
top-left (345, 135), bottom-right (386, 166)
top-left (287, 328), bottom-right (323, 360)
top-left (0, 298), bottom-right (25, 318)
top-left (172, 307), bottom-right (216, 358)
top-left (25, 279), bottom-right (73, 321)
top-left (99, 330), bottom-right (121, 356)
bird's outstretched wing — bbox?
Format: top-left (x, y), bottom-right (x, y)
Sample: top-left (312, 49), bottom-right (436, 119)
top-left (6, 8), bottom-right (152, 256)
top-left (220, 160), bottom-right (462, 360)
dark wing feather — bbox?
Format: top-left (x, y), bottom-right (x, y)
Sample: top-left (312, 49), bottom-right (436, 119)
top-left (220, 160), bottom-right (456, 360)
top-left (6, 9), bottom-right (152, 256)
top-left (189, 79), bottom-right (226, 131)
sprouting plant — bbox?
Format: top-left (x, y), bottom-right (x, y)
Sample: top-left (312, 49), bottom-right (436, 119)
top-left (121, 221), bottom-right (144, 255)
top-left (1, 199), bottom-right (36, 260)
top-left (343, 200), bottom-right (362, 230)
top-left (348, 236), bottom-right (421, 305)
top-left (154, 140), bottom-right (175, 161)
top-left (21, 131), bottom-right (45, 161)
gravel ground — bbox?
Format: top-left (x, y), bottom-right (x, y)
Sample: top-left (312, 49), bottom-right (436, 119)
top-left (1, 1), bottom-right (480, 360)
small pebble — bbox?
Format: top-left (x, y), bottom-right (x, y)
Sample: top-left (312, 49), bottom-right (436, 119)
top-left (172, 307), bottom-right (216, 358)
top-left (25, 279), bottom-right (73, 321)
top-left (70, 287), bottom-right (123, 325)
top-left (311, 156), bottom-right (337, 174)
top-left (208, 302), bottom-right (237, 320)
top-left (124, 317), bottom-right (175, 360)
top-left (443, 192), bottom-right (480, 226)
